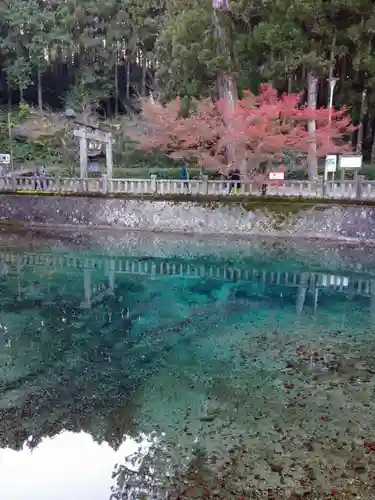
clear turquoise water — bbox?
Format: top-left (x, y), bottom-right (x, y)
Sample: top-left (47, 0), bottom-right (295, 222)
top-left (1, 233), bottom-right (375, 499)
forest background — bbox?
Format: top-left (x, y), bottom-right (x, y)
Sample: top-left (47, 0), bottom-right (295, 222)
top-left (1, 0), bottom-right (375, 180)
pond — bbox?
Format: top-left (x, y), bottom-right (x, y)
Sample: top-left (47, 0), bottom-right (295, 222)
top-left (0, 230), bottom-right (375, 499)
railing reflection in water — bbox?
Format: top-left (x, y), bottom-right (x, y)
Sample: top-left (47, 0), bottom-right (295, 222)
top-left (0, 251), bottom-right (374, 315)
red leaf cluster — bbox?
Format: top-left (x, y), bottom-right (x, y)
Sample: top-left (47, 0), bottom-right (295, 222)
top-left (127, 84), bottom-right (353, 176)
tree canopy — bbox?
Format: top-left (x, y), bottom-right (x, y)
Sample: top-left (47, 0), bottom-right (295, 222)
top-left (0, 0), bottom-right (375, 158)
top-left (128, 84), bottom-right (353, 177)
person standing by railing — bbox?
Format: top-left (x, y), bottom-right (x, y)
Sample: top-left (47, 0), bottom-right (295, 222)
top-left (180, 163), bottom-right (190, 193)
top-left (228, 167), bottom-right (240, 194)
top-left (34, 165), bottom-right (48, 190)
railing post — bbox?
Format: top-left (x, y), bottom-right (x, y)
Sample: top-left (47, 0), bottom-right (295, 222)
top-left (54, 175), bottom-right (60, 193)
top-left (315, 176), bottom-right (323, 197)
top-left (102, 174), bottom-right (108, 194)
top-left (150, 174), bottom-right (157, 194)
top-left (11, 173), bottom-right (17, 191)
top-left (322, 178), bottom-right (327, 197)
top-left (202, 174), bottom-right (209, 195)
top-left (356, 174), bottom-right (364, 200)
top-left (79, 134), bottom-right (88, 178)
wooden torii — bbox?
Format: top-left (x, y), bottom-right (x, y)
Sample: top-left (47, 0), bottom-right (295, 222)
top-left (73, 120), bottom-right (115, 179)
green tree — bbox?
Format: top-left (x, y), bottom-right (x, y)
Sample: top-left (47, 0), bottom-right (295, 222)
top-left (0, 0), bottom-right (33, 101)
top-left (156, 2), bottom-right (227, 100)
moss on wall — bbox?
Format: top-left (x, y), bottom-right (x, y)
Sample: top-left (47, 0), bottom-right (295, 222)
top-left (5, 190), bottom-right (375, 210)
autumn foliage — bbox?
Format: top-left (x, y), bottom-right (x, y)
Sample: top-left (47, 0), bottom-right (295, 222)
top-left (126, 84), bottom-right (353, 176)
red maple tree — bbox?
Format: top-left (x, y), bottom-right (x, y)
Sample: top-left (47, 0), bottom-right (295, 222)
top-left (126, 84), bottom-right (353, 177)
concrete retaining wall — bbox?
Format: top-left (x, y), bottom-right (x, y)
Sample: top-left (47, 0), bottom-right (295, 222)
top-left (1, 195), bottom-right (375, 242)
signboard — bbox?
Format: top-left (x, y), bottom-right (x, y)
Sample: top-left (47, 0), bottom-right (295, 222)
top-left (339, 154), bottom-right (362, 170)
top-left (269, 172), bottom-right (284, 180)
top-left (325, 155), bottom-right (337, 173)
top-left (88, 141), bottom-right (102, 150)
top-left (0, 154), bottom-right (11, 164)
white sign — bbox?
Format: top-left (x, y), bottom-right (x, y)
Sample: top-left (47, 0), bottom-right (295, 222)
top-left (88, 141), bottom-right (102, 150)
top-left (0, 154), bottom-right (11, 164)
top-left (325, 155), bottom-right (337, 173)
top-left (339, 154), bottom-right (362, 169)
top-left (269, 172), bottom-right (284, 180)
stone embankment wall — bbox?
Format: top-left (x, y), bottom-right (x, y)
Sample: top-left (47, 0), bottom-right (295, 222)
top-left (1, 194), bottom-right (375, 242)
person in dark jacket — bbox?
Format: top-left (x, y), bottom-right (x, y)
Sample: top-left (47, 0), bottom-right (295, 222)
top-left (180, 164), bottom-right (190, 193)
top-left (228, 167), bottom-right (241, 194)
top-left (232, 168), bottom-right (241, 192)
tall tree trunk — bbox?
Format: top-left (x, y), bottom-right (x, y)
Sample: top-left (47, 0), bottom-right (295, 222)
top-left (307, 71), bottom-right (318, 180)
top-left (67, 46), bottom-right (74, 81)
top-left (142, 54), bottom-right (147, 96)
top-left (356, 88), bottom-right (367, 154)
top-left (355, 20), bottom-right (369, 153)
top-left (114, 51), bottom-right (119, 116)
top-left (371, 127), bottom-right (375, 164)
top-left (126, 58), bottom-right (131, 100)
top-left (212, 3), bottom-right (238, 169)
top-left (327, 33), bottom-right (337, 123)
top-left (78, 43), bottom-right (85, 69)
top-left (19, 85), bottom-right (24, 103)
top-left (367, 117), bottom-right (373, 144)
top-left (7, 79), bottom-right (13, 173)
top-left (340, 56), bottom-right (347, 86)
top-left (37, 68), bottom-right (43, 112)
top-left (287, 76), bottom-right (292, 94)
top-left (7, 80), bottom-right (11, 110)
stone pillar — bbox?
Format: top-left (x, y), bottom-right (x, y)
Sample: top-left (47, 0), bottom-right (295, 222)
top-left (54, 175), bottom-right (61, 193)
top-left (101, 174), bottom-right (108, 194)
top-left (150, 174), bottom-right (157, 194)
top-left (355, 174), bottom-right (364, 199)
top-left (79, 133), bottom-right (88, 178)
top-left (105, 134), bottom-right (113, 180)
top-left (11, 173), bottom-right (17, 191)
top-left (202, 174), bottom-right (209, 195)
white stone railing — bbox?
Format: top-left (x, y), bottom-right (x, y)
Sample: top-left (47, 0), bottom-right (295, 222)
top-left (1, 174), bottom-right (375, 200)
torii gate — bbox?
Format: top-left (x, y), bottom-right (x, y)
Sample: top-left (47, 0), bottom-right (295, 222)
top-left (74, 126), bottom-right (114, 179)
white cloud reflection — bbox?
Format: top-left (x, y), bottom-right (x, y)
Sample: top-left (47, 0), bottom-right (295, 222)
top-left (0, 431), bottom-right (154, 500)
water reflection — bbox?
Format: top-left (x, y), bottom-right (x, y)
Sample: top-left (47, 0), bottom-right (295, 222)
top-left (0, 249), bottom-right (372, 311)
top-left (1, 244), bottom-right (375, 498)
top-left (0, 431), bottom-right (154, 500)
